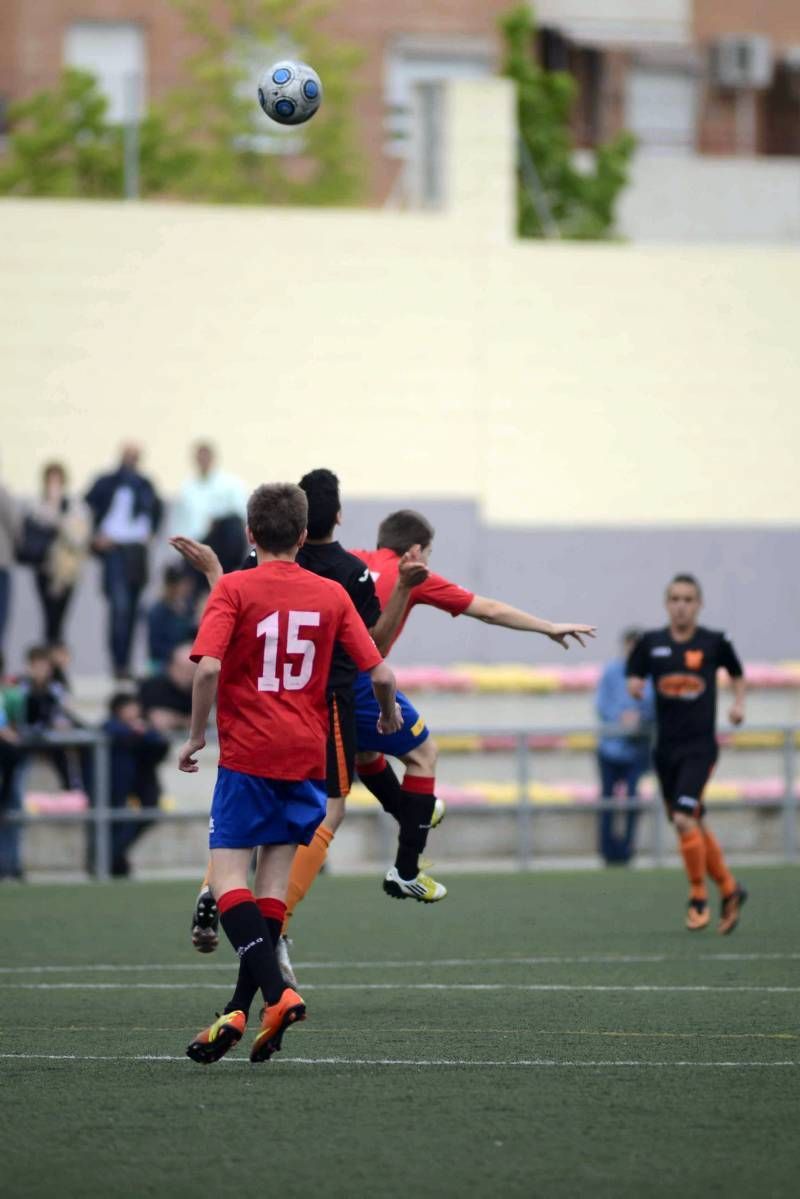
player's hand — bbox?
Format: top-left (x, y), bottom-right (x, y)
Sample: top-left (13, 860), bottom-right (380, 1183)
top-left (397, 545), bottom-right (429, 590)
top-left (178, 735), bottom-right (205, 773)
top-left (728, 702), bottom-right (745, 726)
top-left (627, 677), bottom-right (646, 701)
top-left (170, 537), bottom-right (223, 582)
top-left (377, 704), bottom-right (404, 736)
top-left (547, 623), bottom-right (597, 650)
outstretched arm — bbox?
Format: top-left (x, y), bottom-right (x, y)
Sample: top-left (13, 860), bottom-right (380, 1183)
top-left (464, 595), bottom-right (596, 650)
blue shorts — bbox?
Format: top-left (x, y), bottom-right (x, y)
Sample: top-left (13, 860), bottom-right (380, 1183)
top-left (209, 767), bottom-right (327, 849)
top-left (353, 670), bottom-right (430, 757)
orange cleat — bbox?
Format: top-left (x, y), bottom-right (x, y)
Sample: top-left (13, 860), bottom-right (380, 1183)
top-left (186, 1009), bottom-right (247, 1064)
top-left (718, 885), bottom-right (748, 935)
top-left (685, 900), bottom-right (710, 931)
top-left (250, 988), bottom-right (306, 1063)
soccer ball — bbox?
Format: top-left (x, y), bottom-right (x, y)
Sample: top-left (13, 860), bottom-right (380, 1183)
top-left (257, 60), bottom-right (322, 126)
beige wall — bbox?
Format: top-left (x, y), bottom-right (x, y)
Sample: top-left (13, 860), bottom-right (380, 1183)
top-left (2, 79), bottom-right (799, 525)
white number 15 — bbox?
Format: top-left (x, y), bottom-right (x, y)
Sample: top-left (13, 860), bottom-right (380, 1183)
top-left (257, 610), bottom-right (320, 693)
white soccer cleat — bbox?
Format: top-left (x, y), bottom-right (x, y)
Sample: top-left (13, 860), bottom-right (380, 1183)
top-left (383, 867), bottom-right (447, 903)
top-left (276, 934), bottom-right (299, 988)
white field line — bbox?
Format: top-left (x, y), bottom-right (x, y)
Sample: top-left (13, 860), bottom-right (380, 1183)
top-left (2, 982), bottom-right (800, 993)
top-left (0, 1053), bottom-right (795, 1069)
top-left (1, 952), bottom-right (798, 975)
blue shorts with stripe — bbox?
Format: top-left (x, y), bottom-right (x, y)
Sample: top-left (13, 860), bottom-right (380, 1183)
top-left (353, 670), bottom-right (430, 757)
top-left (209, 767), bottom-right (327, 849)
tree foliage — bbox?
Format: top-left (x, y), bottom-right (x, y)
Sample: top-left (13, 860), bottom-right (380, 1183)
top-left (0, 0), bottom-right (363, 205)
top-left (500, 5), bottom-right (635, 239)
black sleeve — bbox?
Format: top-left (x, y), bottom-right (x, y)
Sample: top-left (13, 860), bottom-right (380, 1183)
top-left (717, 634), bottom-right (744, 678)
top-left (348, 563), bottom-right (381, 630)
top-left (625, 633), bottom-right (650, 678)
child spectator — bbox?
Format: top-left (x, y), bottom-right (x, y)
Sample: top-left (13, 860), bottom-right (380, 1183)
top-left (103, 693), bottom-right (169, 878)
top-left (147, 566), bottom-right (198, 673)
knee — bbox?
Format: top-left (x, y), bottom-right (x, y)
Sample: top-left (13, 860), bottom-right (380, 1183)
top-left (673, 812), bottom-right (699, 837)
top-left (405, 736), bottom-right (438, 774)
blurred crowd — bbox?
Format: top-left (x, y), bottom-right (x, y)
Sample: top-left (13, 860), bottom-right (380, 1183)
top-left (0, 440), bottom-right (247, 879)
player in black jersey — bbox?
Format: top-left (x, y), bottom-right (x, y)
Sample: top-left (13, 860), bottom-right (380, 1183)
top-left (172, 470), bottom-right (427, 969)
top-left (626, 574), bottom-right (747, 933)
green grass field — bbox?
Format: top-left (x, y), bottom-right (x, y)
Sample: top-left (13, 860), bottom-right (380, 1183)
top-left (2, 866), bottom-right (799, 1198)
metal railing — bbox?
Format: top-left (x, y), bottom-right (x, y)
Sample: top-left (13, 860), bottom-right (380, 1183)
top-left (1, 724), bottom-right (797, 879)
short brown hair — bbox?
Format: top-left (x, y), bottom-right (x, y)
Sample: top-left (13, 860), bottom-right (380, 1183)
top-left (247, 484), bottom-right (308, 553)
top-left (376, 509), bottom-right (434, 555)
top-left (667, 573), bottom-right (702, 599)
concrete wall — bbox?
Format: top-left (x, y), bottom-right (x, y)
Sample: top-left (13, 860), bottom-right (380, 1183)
top-left (618, 151), bottom-right (800, 242)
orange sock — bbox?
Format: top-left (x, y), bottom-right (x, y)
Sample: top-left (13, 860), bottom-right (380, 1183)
top-left (679, 828), bottom-right (708, 901)
top-left (283, 825), bottom-right (335, 932)
top-left (702, 826), bottom-right (736, 898)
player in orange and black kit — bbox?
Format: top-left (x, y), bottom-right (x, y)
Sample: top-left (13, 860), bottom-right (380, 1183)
top-left (626, 573), bottom-right (747, 934)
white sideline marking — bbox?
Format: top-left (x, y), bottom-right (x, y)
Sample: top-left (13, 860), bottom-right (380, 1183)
top-left (0, 952), bottom-right (797, 975)
top-left (0, 1052), bottom-right (795, 1069)
top-left (3, 982), bottom-right (800, 993)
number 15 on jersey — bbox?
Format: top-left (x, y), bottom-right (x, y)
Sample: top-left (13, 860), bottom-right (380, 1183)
top-left (257, 610), bottom-right (320, 693)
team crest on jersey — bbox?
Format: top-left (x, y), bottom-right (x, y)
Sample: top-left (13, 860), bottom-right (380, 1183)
top-left (657, 673), bottom-right (706, 700)
top-left (684, 649), bottom-right (704, 670)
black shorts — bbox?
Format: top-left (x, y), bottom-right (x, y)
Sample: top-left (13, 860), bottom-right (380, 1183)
top-left (326, 688), bottom-right (357, 800)
top-left (653, 740), bottom-right (718, 819)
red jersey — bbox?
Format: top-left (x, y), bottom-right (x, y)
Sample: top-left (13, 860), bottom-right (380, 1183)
top-left (348, 547), bottom-right (474, 655)
top-left (191, 560), bottom-right (382, 780)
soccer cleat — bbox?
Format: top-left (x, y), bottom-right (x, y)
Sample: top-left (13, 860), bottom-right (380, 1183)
top-left (718, 884), bottom-right (748, 935)
top-left (186, 1009), bottom-right (246, 1064)
top-left (276, 935), bottom-right (298, 988)
top-left (685, 899), bottom-right (710, 931)
top-left (191, 886), bottom-right (219, 954)
top-left (250, 988), bottom-right (306, 1063)
top-left (383, 867), bottom-right (447, 903)
top-left (430, 797), bottom-right (446, 829)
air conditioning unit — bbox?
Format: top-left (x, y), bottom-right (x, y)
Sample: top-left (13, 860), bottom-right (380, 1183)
top-left (710, 35), bottom-right (773, 89)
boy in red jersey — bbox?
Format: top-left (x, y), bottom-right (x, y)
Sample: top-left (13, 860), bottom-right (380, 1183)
top-left (180, 483), bottom-right (399, 1064)
top-left (348, 509), bottom-right (595, 902)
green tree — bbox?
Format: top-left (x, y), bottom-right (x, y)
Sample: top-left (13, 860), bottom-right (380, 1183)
top-left (158, 0), bottom-right (364, 205)
top-left (501, 5), bottom-right (635, 239)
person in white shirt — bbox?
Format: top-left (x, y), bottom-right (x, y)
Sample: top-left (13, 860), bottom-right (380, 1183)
top-left (172, 443), bottom-right (247, 585)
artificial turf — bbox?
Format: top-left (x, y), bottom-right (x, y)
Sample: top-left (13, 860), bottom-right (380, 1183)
top-left (1, 866), bottom-right (798, 1198)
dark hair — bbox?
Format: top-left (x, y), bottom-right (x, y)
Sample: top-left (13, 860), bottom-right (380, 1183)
top-left (109, 692), bottom-right (138, 718)
top-left (621, 626), bottom-right (644, 645)
top-left (42, 461), bottom-right (67, 489)
top-left (299, 468), bottom-right (340, 539)
top-left (26, 645), bottom-right (51, 664)
top-left (376, 509), bottom-right (434, 555)
top-left (162, 564), bottom-right (187, 589)
top-left (667, 573), bottom-right (703, 599)
top-left (247, 484), bottom-right (308, 553)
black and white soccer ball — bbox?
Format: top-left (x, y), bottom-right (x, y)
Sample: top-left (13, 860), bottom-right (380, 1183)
top-left (257, 60), bottom-right (323, 126)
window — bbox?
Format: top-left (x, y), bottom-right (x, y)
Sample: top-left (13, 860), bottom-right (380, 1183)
top-left (626, 65), bottom-right (697, 150)
top-left (64, 22), bottom-right (146, 123)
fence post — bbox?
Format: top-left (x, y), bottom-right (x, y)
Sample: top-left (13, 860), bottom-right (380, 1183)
top-left (516, 731), bottom-right (532, 870)
top-left (92, 735), bottom-right (111, 881)
top-left (782, 727), bottom-right (797, 863)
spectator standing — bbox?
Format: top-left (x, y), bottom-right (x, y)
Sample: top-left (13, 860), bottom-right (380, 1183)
top-left (85, 445), bottom-right (164, 679)
top-left (103, 693), bottom-right (169, 877)
top-left (0, 473), bottom-right (19, 652)
top-left (147, 566), bottom-right (198, 672)
top-left (595, 628), bottom-right (655, 865)
top-left (25, 462), bottom-right (90, 645)
top-left (172, 442), bottom-right (246, 583)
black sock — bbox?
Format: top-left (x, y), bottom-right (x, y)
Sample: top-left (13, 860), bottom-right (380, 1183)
top-left (395, 786), bottom-right (437, 880)
top-left (224, 915), bottom-right (283, 1016)
top-left (358, 759), bottom-right (403, 821)
top-left (220, 898), bottom-right (285, 1008)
